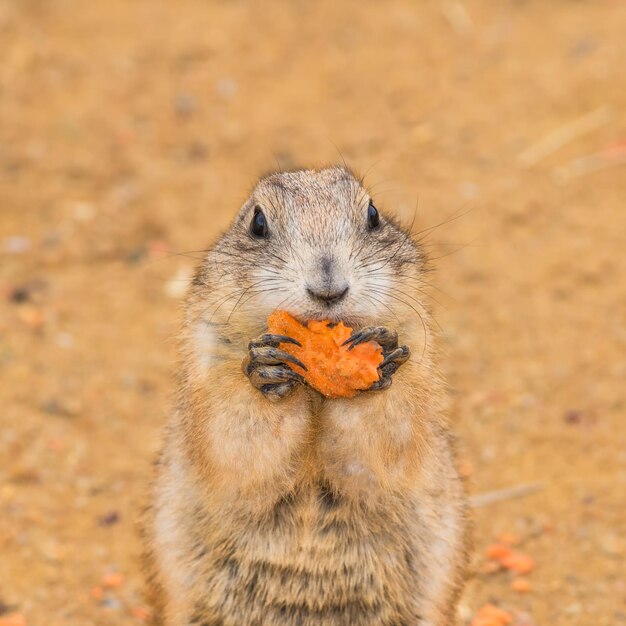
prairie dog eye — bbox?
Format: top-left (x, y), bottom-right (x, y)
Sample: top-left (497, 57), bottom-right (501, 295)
top-left (367, 201), bottom-right (380, 230)
top-left (251, 206), bottom-right (268, 238)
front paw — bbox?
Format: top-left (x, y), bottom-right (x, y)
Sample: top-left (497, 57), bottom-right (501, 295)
top-left (342, 326), bottom-right (410, 392)
top-left (242, 333), bottom-right (307, 402)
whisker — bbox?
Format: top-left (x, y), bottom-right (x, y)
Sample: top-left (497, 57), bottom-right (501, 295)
top-left (380, 276), bottom-right (448, 310)
top-left (367, 280), bottom-right (435, 318)
top-left (208, 286), bottom-right (247, 322)
top-left (414, 205), bottom-right (473, 243)
top-left (368, 287), bottom-right (429, 358)
top-left (361, 291), bottom-right (401, 324)
top-left (420, 281), bottom-right (457, 303)
top-left (225, 278), bottom-right (288, 322)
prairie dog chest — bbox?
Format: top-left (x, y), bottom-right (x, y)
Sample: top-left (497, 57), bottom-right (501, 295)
top-left (196, 480), bottom-right (418, 625)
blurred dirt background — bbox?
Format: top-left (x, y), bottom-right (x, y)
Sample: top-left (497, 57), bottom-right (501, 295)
top-left (1, 1), bottom-right (625, 625)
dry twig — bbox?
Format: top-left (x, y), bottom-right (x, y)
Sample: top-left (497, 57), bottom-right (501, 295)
top-left (440, 0), bottom-right (473, 36)
top-left (518, 106), bottom-right (612, 167)
top-left (470, 482), bottom-right (544, 508)
top-left (554, 141), bottom-right (626, 183)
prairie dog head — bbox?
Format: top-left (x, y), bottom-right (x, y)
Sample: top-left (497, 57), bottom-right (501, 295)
top-left (190, 167), bottom-right (428, 342)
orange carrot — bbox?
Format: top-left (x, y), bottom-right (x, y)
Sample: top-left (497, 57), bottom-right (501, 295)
top-left (0, 614), bottom-right (27, 626)
top-left (511, 577), bottom-right (532, 593)
top-left (266, 311), bottom-right (384, 398)
top-left (500, 551), bottom-right (535, 574)
top-left (470, 604), bottom-right (513, 626)
top-left (102, 572), bottom-right (124, 588)
top-left (130, 606), bottom-right (152, 621)
top-left (485, 543), bottom-right (513, 560)
top-left (90, 585), bottom-right (104, 600)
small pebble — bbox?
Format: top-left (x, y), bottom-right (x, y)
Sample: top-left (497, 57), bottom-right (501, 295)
top-left (9, 467), bottom-right (39, 484)
top-left (410, 122), bottom-right (434, 145)
top-left (40, 540), bottom-right (65, 563)
top-left (565, 602), bottom-right (582, 615)
top-left (569, 37), bottom-right (598, 59)
top-left (8, 287), bottom-right (30, 304)
top-left (598, 532), bottom-right (625, 557)
top-left (98, 511), bottom-right (120, 527)
top-left (3, 236), bottom-right (30, 254)
top-left (100, 597), bottom-right (122, 610)
top-left (55, 332), bottom-right (75, 349)
top-left (41, 398), bottom-right (81, 418)
top-left (459, 181), bottom-right (479, 200)
top-left (6, 280), bottom-right (46, 304)
top-left (564, 409), bottom-right (583, 424)
top-left (512, 612), bottom-right (536, 626)
top-left (126, 247), bottom-right (146, 264)
top-left (175, 93), bottom-right (195, 118)
top-left (70, 201), bottom-right (97, 222)
top-left (215, 77), bottom-right (237, 98)
top-left (0, 602), bottom-right (11, 616)
top-left (186, 141), bottom-right (209, 162)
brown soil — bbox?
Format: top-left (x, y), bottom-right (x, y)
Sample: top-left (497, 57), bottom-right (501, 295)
top-left (1, 1), bottom-right (625, 625)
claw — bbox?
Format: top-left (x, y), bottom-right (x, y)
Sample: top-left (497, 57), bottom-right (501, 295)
top-left (249, 365), bottom-right (306, 388)
top-left (379, 362), bottom-right (399, 377)
top-left (271, 334), bottom-right (301, 346)
top-left (249, 346), bottom-right (307, 371)
top-left (380, 345), bottom-right (410, 368)
top-left (249, 334), bottom-right (301, 349)
top-left (369, 376), bottom-right (393, 392)
top-left (244, 331), bottom-right (308, 400)
top-left (260, 381), bottom-right (297, 402)
top-left (278, 351), bottom-right (307, 371)
top-left (342, 330), bottom-right (367, 350)
top-left (342, 326), bottom-right (398, 351)
top-left (344, 328), bottom-right (410, 394)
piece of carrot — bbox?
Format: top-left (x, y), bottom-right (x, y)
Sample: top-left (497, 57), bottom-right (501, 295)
top-left (266, 311), bottom-right (384, 398)
top-left (485, 543), bottom-right (513, 560)
top-left (102, 572), bottom-right (124, 588)
top-left (0, 614), bottom-right (27, 626)
top-left (131, 606), bottom-right (152, 621)
top-left (470, 604), bottom-right (513, 626)
top-left (511, 577), bottom-right (532, 593)
top-left (90, 585), bottom-right (104, 600)
top-left (500, 551), bottom-right (535, 574)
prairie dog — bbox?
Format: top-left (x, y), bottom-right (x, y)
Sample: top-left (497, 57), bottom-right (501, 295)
top-left (145, 167), bottom-right (469, 626)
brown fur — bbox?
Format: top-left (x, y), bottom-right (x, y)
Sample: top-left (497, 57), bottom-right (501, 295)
top-left (143, 167), bottom-right (469, 626)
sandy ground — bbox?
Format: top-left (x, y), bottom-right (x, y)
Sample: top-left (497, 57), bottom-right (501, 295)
top-left (1, 1), bottom-right (625, 625)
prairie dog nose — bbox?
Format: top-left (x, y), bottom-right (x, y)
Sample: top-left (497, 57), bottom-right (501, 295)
top-left (306, 254), bottom-right (349, 305)
top-left (320, 255), bottom-right (333, 276)
top-left (306, 285), bottom-right (350, 305)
